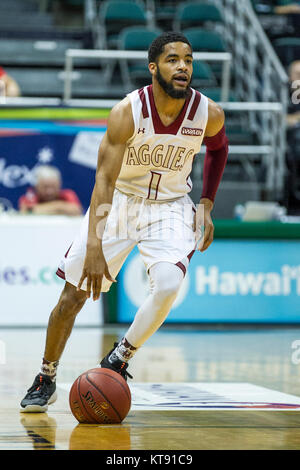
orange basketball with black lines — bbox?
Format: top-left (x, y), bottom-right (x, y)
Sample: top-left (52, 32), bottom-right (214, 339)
top-left (69, 368), bottom-right (131, 424)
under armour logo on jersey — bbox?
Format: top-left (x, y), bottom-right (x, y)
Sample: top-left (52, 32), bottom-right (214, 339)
top-left (138, 127), bottom-right (145, 134)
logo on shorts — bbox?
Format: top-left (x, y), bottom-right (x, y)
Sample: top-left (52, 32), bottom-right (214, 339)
top-left (181, 127), bottom-right (203, 136)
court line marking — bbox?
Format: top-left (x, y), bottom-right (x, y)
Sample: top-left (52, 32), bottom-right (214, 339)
top-left (58, 382), bottom-right (300, 411)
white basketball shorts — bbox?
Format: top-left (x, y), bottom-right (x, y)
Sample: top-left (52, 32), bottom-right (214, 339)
top-left (56, 189), bottom-right (198, 292)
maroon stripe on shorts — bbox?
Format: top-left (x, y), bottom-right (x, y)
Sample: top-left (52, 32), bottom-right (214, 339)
top-left (187, 250), bottom-right (195, 261)
top-left (176, 261), bottom-right (187, 277)
top-left (56, 268), bottom-right (65, 280)
top-left (138, 87), bottom-right (149, 118)
top-left (176, 249), bottom-right (195, 277)
top-left (65, 244), bottom-right (72, 258)
top-left (187, 91), bottom-right (201, 121)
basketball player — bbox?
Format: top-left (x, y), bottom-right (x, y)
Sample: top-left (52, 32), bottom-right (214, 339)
top-left (20, 32), bottom-right (228, 412)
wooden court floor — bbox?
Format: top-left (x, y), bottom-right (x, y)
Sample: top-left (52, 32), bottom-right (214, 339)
top-left (1, 325), bottom-right (300, 450)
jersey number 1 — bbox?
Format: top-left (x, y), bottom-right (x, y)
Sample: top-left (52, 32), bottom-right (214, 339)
top-left (147, 171), bottom-right (162, 200)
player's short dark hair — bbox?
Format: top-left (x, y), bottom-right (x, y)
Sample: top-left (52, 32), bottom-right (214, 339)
top-left (148, 32), bottom-right (192, 64)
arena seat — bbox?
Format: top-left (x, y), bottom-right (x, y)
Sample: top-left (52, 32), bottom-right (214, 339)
top-left (98, 1), bottom-right (148, 49)
top-left (173, 2), bottom-right (224, 31)
top-left (183, 28), bottom-right (227, 53)
top-left (118, 26), bottom-right (161, 51)
top-left (183, 27), bottom-right (228, 85)
top-left (117, 26), bottom-right (162, 88)
top-left (192, 61), bottom-right (217, 88)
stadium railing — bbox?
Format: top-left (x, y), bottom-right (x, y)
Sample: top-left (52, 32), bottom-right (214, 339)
top-left (0, 96), bottom-right (283, 203)
top-left (62, 48), bottom-right (232, 101)
top-left (212, 0), bottom-right (289, 201)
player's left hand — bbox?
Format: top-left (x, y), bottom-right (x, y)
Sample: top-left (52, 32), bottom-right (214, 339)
top-left (200, 209), bottom-right (214, 252)
top-left (194, 198), bottom-right (214, 252)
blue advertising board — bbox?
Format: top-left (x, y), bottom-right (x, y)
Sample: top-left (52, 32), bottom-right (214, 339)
top-left (0, 121), bottom-right (105, 212)
top-left (117, 240), bottom-right (300, 323)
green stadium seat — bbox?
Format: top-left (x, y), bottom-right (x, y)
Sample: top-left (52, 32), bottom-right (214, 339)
top-left (192, 60), bottom-right (217, 87)
top-left (183, 28), bottom-right (228, 83)
top-left (173, 2), bottom-right (223, 31)
top-left (118, 26), bottom-right (161, 50)
top-left (183, 28), bottom-right (227, 52)
top-left (99, 1), bottom-right (148, 48)
top-left (118, 26), bottom-right (162, 88)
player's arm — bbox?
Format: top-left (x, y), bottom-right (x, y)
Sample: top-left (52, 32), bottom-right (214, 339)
top-left (197, 99), bottom-right (228, 252)
top-left (77, 97), bottom-right (134, 300)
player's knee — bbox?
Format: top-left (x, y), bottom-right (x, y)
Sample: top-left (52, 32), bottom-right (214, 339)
top-left (151, 263), bottom-right (183, 303)
top-left (154, 279), bottom-right (182, 303)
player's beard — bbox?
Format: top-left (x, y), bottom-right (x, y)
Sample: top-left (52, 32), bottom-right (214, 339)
top-left (155, 65), bottom-right (191, 99)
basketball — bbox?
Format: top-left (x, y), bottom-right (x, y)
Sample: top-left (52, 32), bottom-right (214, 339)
top-left (69, 368), bottom-right (131, 424)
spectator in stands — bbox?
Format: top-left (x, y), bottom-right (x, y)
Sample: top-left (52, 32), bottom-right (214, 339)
top-left (287, 60), bottom-right (300, 127)
top-left (285, 60), bottom-right (300, 212)
top-left (19, 165), bottom-right (82, 216)
top-left (272, 1), bottom-right (300, 38)
top-left (274, 0), bottom-right (300, 14)
top-left (0, 66), bottom-right (21, 97)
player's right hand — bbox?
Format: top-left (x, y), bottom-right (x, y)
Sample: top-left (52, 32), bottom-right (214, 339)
top-left (76, 248), bottom-right (116, 301)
